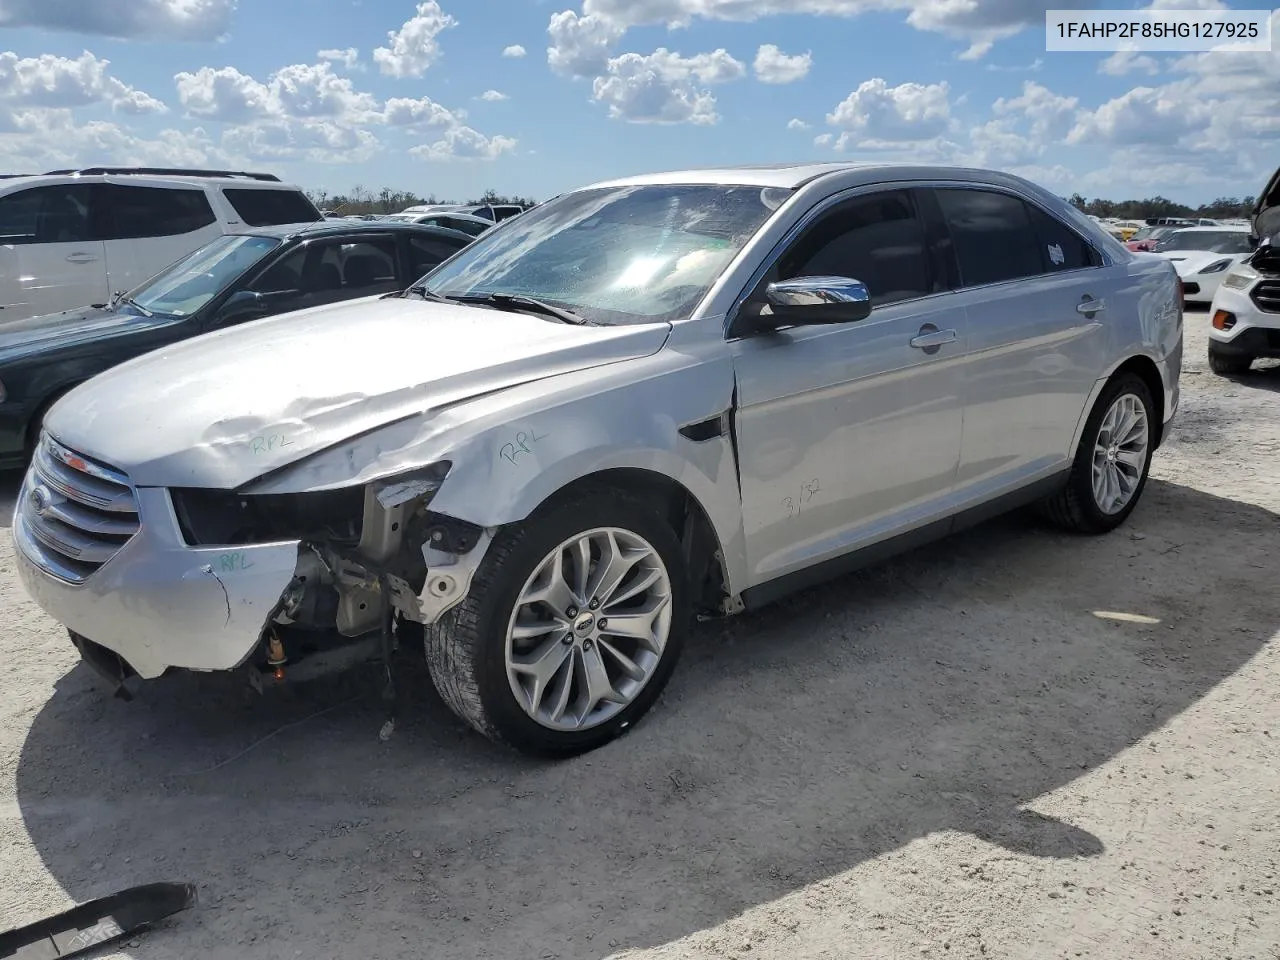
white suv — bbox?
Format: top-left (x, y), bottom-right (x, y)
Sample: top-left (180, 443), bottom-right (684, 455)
top-left (1205, 174), bottom-right (1280, 375)
top-left (0, 167), bottom-right (322, 322)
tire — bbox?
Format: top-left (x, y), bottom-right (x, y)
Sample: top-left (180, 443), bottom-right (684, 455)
top-left (1040, 372), bottom-right (1156, 535)
top-left (1207, 346), bottom-right (1253, 376)
top-left (424, 489), bottom-right (690, 757)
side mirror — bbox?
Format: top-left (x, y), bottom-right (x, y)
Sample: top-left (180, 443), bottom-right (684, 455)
top-left (211, 289), bottom-right (266, 327)
top-left (752, 276), bottom-right (872, 331)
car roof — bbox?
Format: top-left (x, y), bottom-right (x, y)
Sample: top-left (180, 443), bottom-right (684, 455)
top-left (0, 172), bottom-right (305, 191)
top-left (230, 219), bottom-right (475, 244)
top-left (579, 161), bottom-right (1069, 193)
top-left (1174, 224), bottom-right (1250, 232)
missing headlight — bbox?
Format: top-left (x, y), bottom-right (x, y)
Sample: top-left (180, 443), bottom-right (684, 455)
top-left (171, 487), bottom-right (366, 547)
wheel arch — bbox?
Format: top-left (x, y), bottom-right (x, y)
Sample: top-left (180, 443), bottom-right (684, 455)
top-left (1070, 352), bottom-right (1169, 457)
top-left (522, 466), bottom-right (733, 616)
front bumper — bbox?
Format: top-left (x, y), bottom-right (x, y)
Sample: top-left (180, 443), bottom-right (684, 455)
top-left (1208, 283), bottom-right (1280, 356)
top-left (13, 477), bottom-right (300, 679)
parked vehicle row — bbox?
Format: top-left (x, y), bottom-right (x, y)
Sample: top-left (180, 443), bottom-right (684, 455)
top-left (9, 161), bottom-right (1184, 759)
top-left (1206, 168), bottom-right (1280, 375)
top-left (0, 219), bottom-right (475, 468)
top-left (0, 168), bottom-right (323, 323)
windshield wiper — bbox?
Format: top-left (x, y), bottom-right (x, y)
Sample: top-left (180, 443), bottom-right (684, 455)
top-left (111, 290), bottom-right (153, 318)
top-left (451, 292), bottom-right (592, 326)
top-left (401, 284), bottom-right (452, 302)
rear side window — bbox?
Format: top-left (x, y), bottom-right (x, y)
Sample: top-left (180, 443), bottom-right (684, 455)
top-left (223, 188), bottom-right (322, 227)
top-left (0, 184), bottom-right (94, 244)
top-left (935, 188), bottom-right (1042, 287)
top-left (776, 189), bottom-right (931, 306)
top-left (1025, 204), bottom-right (1100, 271)
top-left (408, 233), bottom-right (468, 277)
top-left (441, 216), bottom-right (488, 237)
top-left (104, 184), bottom-right (216, 239)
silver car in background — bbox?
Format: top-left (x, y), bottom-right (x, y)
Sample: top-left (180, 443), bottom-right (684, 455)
top-left (12, 162), bottom-right (1183, 757)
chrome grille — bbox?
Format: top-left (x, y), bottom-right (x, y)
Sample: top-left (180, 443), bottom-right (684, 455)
top-left (18, 432), bottom-right (140, 583)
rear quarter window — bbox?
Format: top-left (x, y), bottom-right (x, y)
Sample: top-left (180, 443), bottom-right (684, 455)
top-left (223, 188), bottom-right (322, 227)
top-left (1026, 204), bottom-right (1101, 271)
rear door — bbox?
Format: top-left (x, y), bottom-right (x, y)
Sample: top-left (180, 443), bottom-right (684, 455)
top-left (0, 183), bottom-right (108, 321)
top-left (100, 183), bottom-right (222, 295)
top-left (927, 185), bottom-right (1111, 496)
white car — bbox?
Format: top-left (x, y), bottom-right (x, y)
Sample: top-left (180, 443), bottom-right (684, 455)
top-left (1154, 225), bottom-right (1254, 306)
top-left (0, 167), bottom-right (322, 323)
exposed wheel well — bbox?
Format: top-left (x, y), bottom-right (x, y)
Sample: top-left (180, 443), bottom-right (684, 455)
top-left (1108, 355), bottom-right (1166, 448)
top-left (530, 468), bottom-right (730, 614)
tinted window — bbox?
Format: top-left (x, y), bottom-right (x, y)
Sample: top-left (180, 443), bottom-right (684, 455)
top-left (439, 216), bottom-right (489, 236)
top-left (104, 184), bottom-right (216, 239)
top-left (409, 233), bottom-right (468, 276)
top-left (776, 190), bottom-right (930, 306)
top-left (0, 184), bottom-right (94, 244)
top-left (1026, 204), bottom-right (1098, 271)
top-left (935, 188), bottom-right (1042, 286)
top-left (248, 237), bottom-right (400, 312)
top-left (223, 188), bottom-right (322, 227)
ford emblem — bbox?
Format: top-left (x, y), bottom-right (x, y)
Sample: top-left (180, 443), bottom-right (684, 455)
top-left (31, 484), bottom-right (53, 517)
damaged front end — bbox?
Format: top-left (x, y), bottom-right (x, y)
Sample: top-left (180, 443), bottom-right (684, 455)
top-left (169, 461), bottom-right (493, 690)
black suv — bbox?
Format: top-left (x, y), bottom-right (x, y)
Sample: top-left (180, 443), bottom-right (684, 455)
top-left (0, 220), bottom-right (475, 468)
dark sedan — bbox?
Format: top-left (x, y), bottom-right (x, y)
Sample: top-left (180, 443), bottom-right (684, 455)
top-left (0, 220), bottom-right (474, 468)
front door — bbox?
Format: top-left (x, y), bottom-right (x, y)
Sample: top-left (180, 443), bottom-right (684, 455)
top-left (730, 188), bottom-right (966, 588)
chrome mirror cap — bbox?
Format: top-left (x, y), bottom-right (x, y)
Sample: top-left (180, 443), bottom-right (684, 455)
top-left (763, 276), bottom-right (872, 325)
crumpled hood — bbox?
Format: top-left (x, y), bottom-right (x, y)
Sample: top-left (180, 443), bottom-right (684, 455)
top-left (1252, 165), bottom-right (1280, 242)
top-left (44, 296), bottom-right (671, 489)
top-left (0, 305), bottom-right (182, 364)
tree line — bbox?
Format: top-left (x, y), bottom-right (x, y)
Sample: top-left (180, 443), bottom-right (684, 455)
top-left (1064, 194), bottom-right (1256, 220)
top-left (304, 184), bottom-right (1257, 223)
top-left (305, 186), bottom-right (538, 216)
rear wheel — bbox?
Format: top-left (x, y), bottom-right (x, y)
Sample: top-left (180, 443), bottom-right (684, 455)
top-left (1207, 346), bottom-right (1253, 376)
top-left (1041, 372), bottom-right (1155, 534)
top-left (425, 491), bottom-right (690, 757)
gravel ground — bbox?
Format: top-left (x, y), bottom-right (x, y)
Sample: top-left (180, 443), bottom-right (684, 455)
top-left (2, 309), bottom-right (1278, 960)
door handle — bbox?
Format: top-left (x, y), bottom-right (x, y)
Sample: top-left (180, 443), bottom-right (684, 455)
top-left (909, 328), bottom-right (958, 349)
top-left (1076, 297), bottom-right (1106, 315)
top-left (65, 252), bottom-right (99, 264)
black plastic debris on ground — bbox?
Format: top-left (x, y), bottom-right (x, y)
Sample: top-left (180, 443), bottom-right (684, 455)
top-left (0, 881), bottom-right (197, 959)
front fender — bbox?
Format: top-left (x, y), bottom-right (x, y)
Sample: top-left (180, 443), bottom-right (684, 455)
top-left (244, 344), bottom-right (751, 595)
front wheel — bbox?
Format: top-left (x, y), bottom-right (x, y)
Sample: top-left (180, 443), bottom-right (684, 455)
top-left (424, 491), bottom-right (690, 757)
top-left (1040, 372), bottom-right (1156, 534)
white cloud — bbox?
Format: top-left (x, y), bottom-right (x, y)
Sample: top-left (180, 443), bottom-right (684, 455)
top-left (0, 51), bottom-right (166, 114)
top-left (1066, 84), bottom-right (1208, 147)
top-left (551, 0), bottom-right (1092, 59)
top-left (410, 125), bottom-right (518, 161)
top-left (547, 10), bottom-right (626, 78)
top-left (269, 62), bottom-right (379, 122)
top-left (373, 1), bottom-right (457, 78)
top-left (753, 44), bottom-right (811, 84)
top-left (0, 0), bottom-right (236, 40)
top-left (1099, 51), bottom-right (1159, 76)
top-left (0, 109), bottom-right (224, 171)
top-left (223, 116), bottom-right (378, 163)
top-left (479, 89), bottom-right (509, 101)
top-left (174, 66), bottom-right (271, 122)
top-left (317, 48), bottom-right (361, 71)
top-left (502, 44), bottom-right (527, 58)
top-left (814, 132), bottom-right (833, 146)
top-left (826, 78), bottom-right (952, 146)
top-left (787, 117), bottom-right (810, 131)
top-left (992, 80), bottom-right (1079, 140)
top-left (590, 47), bottom-right (744, 124)
top-left (382, 95), bottom-right (457, 127)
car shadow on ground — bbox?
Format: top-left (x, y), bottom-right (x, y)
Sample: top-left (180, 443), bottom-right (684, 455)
top-left (11, 478), bottom-right (1280, 960)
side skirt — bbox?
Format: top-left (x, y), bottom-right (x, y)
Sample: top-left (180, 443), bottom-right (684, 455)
top-left (740, 472), bottom-right (1069, 613)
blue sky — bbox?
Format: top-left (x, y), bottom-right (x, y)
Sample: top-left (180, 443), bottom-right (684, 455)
top-left (0, 0), bottom-right (1276, 205)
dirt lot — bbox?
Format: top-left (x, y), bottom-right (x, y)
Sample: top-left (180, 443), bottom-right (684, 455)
top-left (2, 309), bottom-right (1278, 960)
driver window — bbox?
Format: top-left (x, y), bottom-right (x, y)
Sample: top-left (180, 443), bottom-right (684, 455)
top-left (769, 190), bottom-right (932, 308)
top-left (246, 237), bottom-right (399, 314)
